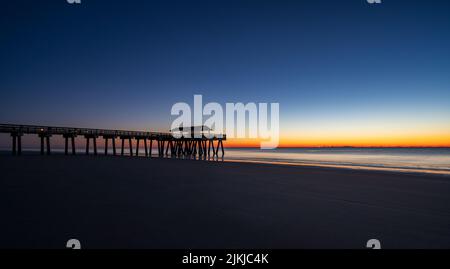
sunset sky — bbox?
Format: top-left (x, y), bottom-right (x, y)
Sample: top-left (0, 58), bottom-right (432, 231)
top-left (1, 0), bottom-right (449, 148)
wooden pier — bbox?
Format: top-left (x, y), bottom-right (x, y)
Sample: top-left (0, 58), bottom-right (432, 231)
top-left (0, 124), bottom-right (225, 157)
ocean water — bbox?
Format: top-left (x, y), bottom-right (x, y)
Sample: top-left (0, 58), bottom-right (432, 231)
top-left (2, 147), bottom-right (450, 175)
top-left (225, 148), bottom-right (450, 175)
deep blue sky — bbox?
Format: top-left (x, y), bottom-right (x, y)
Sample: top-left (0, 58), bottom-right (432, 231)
top-left (1, 0), bottom-right (450, 145)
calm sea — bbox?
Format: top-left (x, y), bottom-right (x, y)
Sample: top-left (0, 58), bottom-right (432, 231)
top-left (2, 147), bottom-right (450, 175)
top-left (225, 148), bottom-right (450, 175)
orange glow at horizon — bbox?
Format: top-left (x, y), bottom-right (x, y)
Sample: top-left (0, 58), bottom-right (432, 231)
top-left (224, 133), bottom-right (450, 148)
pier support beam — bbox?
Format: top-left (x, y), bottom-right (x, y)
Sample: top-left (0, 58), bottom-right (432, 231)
top-left (136, 138), bottom-right (141, 156)
top-left (177, 141), bottom-right (181, 156)
top-left (11, 132), bottom-right (23, 155)
top-left (86, 137), bottom-right (90, 155)
top-left (63, 134), bottom-right (77, 155)
top-left (71, 136), bottom-right (76, 155)
top-left (149, 139), bottom-right (153, 157)
top-left (64, 137), bottom-right (68, 155)
top-left (198, 141), bottom-right (203, 156)
top-left (38, 133), bottom-right (52, 155)
top-left (203, 140), bottom-right (207, 156)
top-left (112, 137), bottom-right (116, 156)
top-left (170, 141), bottom-right (176, 156)
top-left (104, 137), bottom-right (109, 155)
top-left (129, 138), bottom-right (133, 156)
top-left (165, 140), bottom-right (171, 156)
top-left (12, 135), bottom-right (16, 155)
top-left (93, 137), bottom-right (97, 155)
top-left (120, 136), bottom-right (133, 156)
top-left (144, 138), bottom-right (148, 157)
top-left (84, 135), bottom-right (98, 155)
top-left (208, 140), bottom-right (212, 156)
top-left (216, 139), bottom-right (224, 156)
top-left (46, 136), bottom-right (51, 155)
top-left (181, 140), bottom-right (186, 155)
top-left (159, 140), bottom-right (165, 156)
top-left (103, 135), bottom-right (117, 156)
top-left (187, 140), bottom-right (191, 155)
top-left (215, 141), bottom-right (221, 156)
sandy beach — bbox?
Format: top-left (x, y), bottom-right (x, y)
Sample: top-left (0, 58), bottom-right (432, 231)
top-left (0, 155), bottom-right (449, 249)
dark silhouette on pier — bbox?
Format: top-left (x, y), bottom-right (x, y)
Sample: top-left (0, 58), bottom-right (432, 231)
top-left (0, 124), bottom-right (225, 157)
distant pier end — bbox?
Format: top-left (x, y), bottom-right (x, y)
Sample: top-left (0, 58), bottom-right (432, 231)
top-left (0, 124), bottom-right (225, 157)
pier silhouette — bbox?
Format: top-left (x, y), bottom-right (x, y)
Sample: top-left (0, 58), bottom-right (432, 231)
top-left (0, 124), bottom-right (225, 157)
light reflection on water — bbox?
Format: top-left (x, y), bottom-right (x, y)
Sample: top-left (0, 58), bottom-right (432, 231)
top-left (224, 148), bottom-right (450, 175)
top-left (2, 147), bottom-right (450, 175)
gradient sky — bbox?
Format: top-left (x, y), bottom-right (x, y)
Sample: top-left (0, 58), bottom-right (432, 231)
top-left (1, 0), bottom-right (450, 147)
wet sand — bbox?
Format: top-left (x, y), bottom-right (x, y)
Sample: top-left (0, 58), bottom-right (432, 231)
top-left (0, 155), bottom-right (449, 249)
